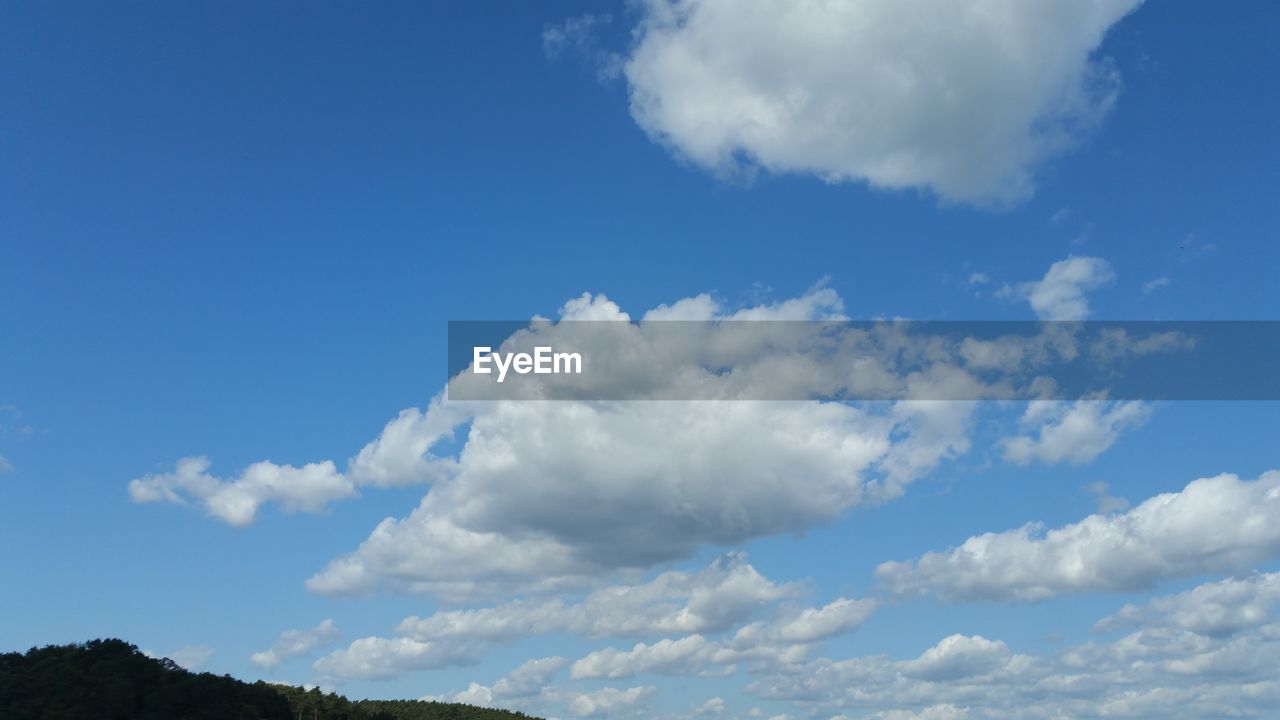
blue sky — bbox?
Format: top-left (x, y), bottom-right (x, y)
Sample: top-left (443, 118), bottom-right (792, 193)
top-left (2, 2), bottom-right (1279, 719)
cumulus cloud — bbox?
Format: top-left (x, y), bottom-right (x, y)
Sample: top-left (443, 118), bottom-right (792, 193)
top-left (128, 402), bottom-right (461, 526)
top-left (1094, 573), bottom-right (1280, 638)
top-left (1002, 398), bottom-right (1150, 465)
top-left (567, 596), bottom-right (876, 680)
top-left (1003, 256), bottom-right (1115, 320)
top-left (250, 619), bottom-right (341, 670)
top-left (727, 597), bottom-right (878, 647)
top-left (491, 656), bottom-right (568, 698)
top-left (313, 637), bottom-right (483, 681)
top-left (868, 706), bottom-right (969, 720)
top-left (900, 635), bottom-right (1012, 681)
top-left (696, 696), bottom-right (726, 715)
top-left (316, 554), bottom-right (865, 683)
top-left (423, 656), bottom-right (568, 712)
top-left (300, 289), bottom-right (994, 600)
top-left (620, 0), bottom-right (1141, 203)
top-left (877, 471), bottom-right (1280, 601)
top-left (567, 686), bottom-right (654, 717)
top-left (749, 594), bottom-right (1280, 720)
top-left (571, 635), bottom-right (715, 679)
top-left (395, 553), bottom-right (794, 644)
top-left (133, 285), bottom-right (1193, 602)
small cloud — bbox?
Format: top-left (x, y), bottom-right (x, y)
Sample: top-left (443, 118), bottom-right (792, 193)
top-left (543, 14), bottom-right (621, 82)
top-left (1005, 256), bottom-right (1115, 321)
top-left (0, 455), bottom-right (11, 475)
top-left (696, 697), bottom-right (726, 715)
top-left (251, 619), bottom-right (341, 671)
top-left (1142, 276), bottom-right (1171, 294)
top-left (1050, 208), bottom-right (1071, 225)
top-left (966, 272), bottom-right (990, 286)
top-left (1085, 481), bottom-right (1130, 513)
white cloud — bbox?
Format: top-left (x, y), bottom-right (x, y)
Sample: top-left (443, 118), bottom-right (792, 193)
top-left (877, 471), bottom-right (1280, 601)
top-left (868, 704), bottom-right (969, 720)
top-left (749, 596), bottom-right (1280, 719)
top-left (451, 682), bottom-right (496, 707)
top-left (571, 635), bottom-right (714, 679)
top-left (302, 289), bottom-right (985, 601)
top-left (1143, 276), bottom-right (1172, 294)
top-left (250, 618), bottom-right (341, 670)
top-left (136, 285), bottom-right (1191, 604)
top-left (315, 555), bottom-right (865, 683)
top-left (492, 656), bottom-right (569, 698)
top-left (567, 686), bottom-right (654, 717)
top-left (621, 0), bottom-right (1141, 203)
top-left (128, 456), bottom-right (351, 526)
top-left (128, 402), bottom-right (461, 526)
top-left (312, 637), bottom-right (482, 681)
top-left (0, 454), bottom-right (10, 475)
top-left (566, 596), bottom-right (876, 681)
top-left (965, 273), bottom-right (989, 287)
top-left (1002, 399), bottom-right (1149, 465)
top-left (1095, 573), bottom-right (1280, 638)
top-left (728, 597), bottom-right (878, 647)
top-left (1004, 256), bottom-right (1115, 320)
top-left (697, 696), bottom-right (727, 715)
top-left (900, 635), bottom-right (1011, 681)
top-left (395, 553), bottom-right (794, 644)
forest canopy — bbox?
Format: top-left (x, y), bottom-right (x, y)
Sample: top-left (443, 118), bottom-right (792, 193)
top-left (0, 639), bottom-right (541, 720)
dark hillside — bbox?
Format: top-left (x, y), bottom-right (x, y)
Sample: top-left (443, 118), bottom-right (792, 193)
top-left (0, 640), bottom-right (540, 720)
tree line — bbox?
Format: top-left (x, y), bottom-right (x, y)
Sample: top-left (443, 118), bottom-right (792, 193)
top-left (0, 639), bottom-right (542, 720)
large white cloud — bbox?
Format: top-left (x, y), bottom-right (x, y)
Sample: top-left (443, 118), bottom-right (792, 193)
top-left (131, 282), bottom-right (1191, 600)
top-left (877, 471), bottom-right (1280, 601)
top-left (622, 0), bottom-right (1142, 203)
top-left (300, 289), bottom-right (995, 600)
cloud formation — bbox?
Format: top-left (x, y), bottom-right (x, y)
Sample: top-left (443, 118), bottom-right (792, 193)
top-left (250, 619), bottom-right (341, 671)
top-left (314, 554), bottom-right (870, 683)
top-left (878, 471), bottom-right (1280, 601)
top-left (1003, 256), bottom-right (1115, 320)
top-left (1002, 398), bottom-right (1150, 465)
top-left (621, 0), bottom-right (1142, 203)
top-left (127, 403), bottom-right (463, 526)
